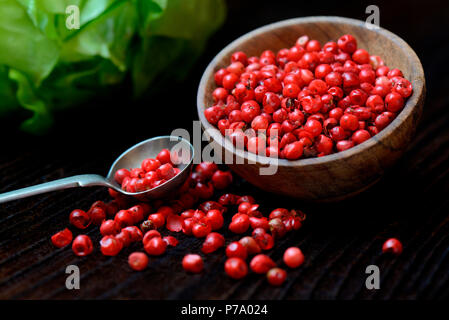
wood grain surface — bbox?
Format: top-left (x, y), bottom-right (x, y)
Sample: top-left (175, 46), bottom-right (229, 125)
top-left (0, 0), bottom-right (448, 300)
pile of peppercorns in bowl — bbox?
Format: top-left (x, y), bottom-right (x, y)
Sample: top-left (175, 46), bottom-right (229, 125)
top-left (203, 33), bottom-right (413, 159)
top-left (50, 149), bottom-right (308, 286)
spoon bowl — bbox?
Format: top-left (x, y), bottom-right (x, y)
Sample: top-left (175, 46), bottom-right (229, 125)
top-left (106, 136), bottom-right (194, 200)
top-left (0, 136), bottom-right (194, 204)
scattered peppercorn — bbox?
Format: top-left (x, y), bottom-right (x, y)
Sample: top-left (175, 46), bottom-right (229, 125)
top-left (382, 238), bottom-right (403, 255)
top-left (283, 247), bottom-right (305, 268)
top-left (51, 161), bottom-right (307, 287)
top-left (128, 252), bottom-right (149, 271)
top-left (182, 254), bottom-right (204, 273)
top-left (267, 267), bottom-right (287, 286)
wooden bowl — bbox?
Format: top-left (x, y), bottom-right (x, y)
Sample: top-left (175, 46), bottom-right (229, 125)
top-left (197, 16), bottom-right (425, 202)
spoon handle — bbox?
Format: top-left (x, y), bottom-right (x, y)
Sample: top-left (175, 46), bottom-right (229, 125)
top-left (0, 174), bottom-right (111, 204)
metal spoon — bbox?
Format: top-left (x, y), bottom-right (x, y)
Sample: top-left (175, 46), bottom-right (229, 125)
top-left (0, 136), bottom-right (194, 204)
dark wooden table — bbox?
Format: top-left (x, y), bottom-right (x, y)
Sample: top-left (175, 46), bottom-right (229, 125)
top-left (1, 0), bottom-right (449, 300)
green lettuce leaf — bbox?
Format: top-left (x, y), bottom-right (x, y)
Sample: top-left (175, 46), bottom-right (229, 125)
top-left (0, 0), bottom-right (226, 134)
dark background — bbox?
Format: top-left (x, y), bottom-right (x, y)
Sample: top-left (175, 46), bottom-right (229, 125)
top-left (1, 0), bottom-right (449, 299)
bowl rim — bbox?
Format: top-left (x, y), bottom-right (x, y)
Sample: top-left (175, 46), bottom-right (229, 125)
top-left (197, 16), bottom-right (425, 168)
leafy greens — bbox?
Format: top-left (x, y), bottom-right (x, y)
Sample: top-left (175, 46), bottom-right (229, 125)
top-left (0, 0), bottom-right (226, 134)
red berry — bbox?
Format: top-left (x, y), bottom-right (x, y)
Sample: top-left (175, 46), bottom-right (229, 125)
top-left (283, 141), bottom-right (303, 160)
top-left (268, 218), bottom-right (287, 239)
top-left (352, 129), bottom-right (371, 145)
top-left (238, 202), bottom-right (252, 214)
top-left (214, 68), bottom-right (228, 86)
top-left (157, 206), bottom-right (174, 217)
top-left (141, 158), bottom-right (161, 172)
top-left (337, 34), bottom-right (357, 53)
top-left (193, 182), bottom-right (214, 199)
top-left (128, 252), bottom-right (149, 271)
top-left (128, 204), bottom-right (149, 224)
top-left (249, 216), bottom-right (269, 231)
top-left (325, 72), bottom-right (343, 86)
top-left (226, 241), bottom-right (248, 259)
top-left (375, 112), bottom-right (395, 129)
top-left (88, 206), bottom-right (106, 226)
top-left (156, 163), bottom-right (175, 181)
top-left (115, 229), bottom-right (133, 247)
top-left (352, 49), bottom-right (370, 64)
top-left (205, 209), bottom-right (224, 231)
top-left (201, 232), bottom-right (225, 254)
top-left (114, 168), bottom-right (130, 184)
top-left (142, 230), bottom-right (161, 245)
top-left (144, 236), bottom-right (167, 256)
top-left (316, 134), bottom-right (333, 155)
top-left (336, 140), bottom-right (355, 151)
top-left (211, 170), bottom-right (233, 190)
top-left (340, 114), bottom-right (359, 131)
top-left (306, 39), bottom-right (321, 52)
top-left (114, 210), bottom-right (134, 228)
top-left (100, 235), bottom-right (123, 256)
top-left (148, 213), bottom-right (165, 229)
top-left (183, 254), bottom-right (204, 273)
top-left (308, 79), bottom-right (328, 95)
top-left (130, 168), bottom-right (144, 178)
top-left (283, 83), bottom-right (300, 98)
top-left (122, 226), bottom-right (143, 242)
top-left (253, 231), bottom-right (274, 251)
top-left (283, 247), bottom-right (305, 268)
top-left (250, 254), bottom-right (276, 274)
top-left (239, 236), bottom-right (262, 255)
top-left (382, 238), bottom-right (403, 255)
top-left (224, 257), bottom-right (248, 279)
top-left (315, 64), bottom-right (332, 79)
top-left (163, 236), bottom-right (179, 247)
top-left (223, 73), bottom-right (239, 90)
top-left (385, 92), bottom-right (405, 112)
top-left (231, 51), bottom-right (248, 65)
top-left (359, 68), bottom-right (376, 84)
top-left (392, 78), bottom-right (413, 98)
top-left (72, 235), bottom-right (93, 257)
top-left (267, 268), bottom-right (287, 286)
top-left (166, 214), bottom-right (183, 232)
top-left (304, 119), bottom-right (322, 137)
top-left (192, 221), bottom-right (212, 238)
top-left (227, 61), bottom-right (245, 76)
top-left (182, 217), bottom-right (196, 235)
top-left (213, 87), bottom-right (228, 102)
top-left (100, 219), bottom-right (120, 236)
top-left (156, 148), bottom-right (172, 164)
top-left (229, 214), bottom-right (250, 234)
top-left (69, 209), bottom-right (91, 229)
top-left (195, 162), bottom-right (218, 179)
top-left (342, 72), bottom-right (359, 89)
top-left (51, 228), bottom-right (73, 248)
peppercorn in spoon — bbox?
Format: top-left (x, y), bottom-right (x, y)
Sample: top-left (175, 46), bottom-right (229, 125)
top-left (0, 136), bottom-right (194, 203)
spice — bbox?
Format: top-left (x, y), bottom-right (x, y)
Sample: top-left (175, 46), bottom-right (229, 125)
top-left (51, 228), bottom-right (73, 248)
top-left (224, 257), bottom-right (248, 279)
top-left (382, 238), bottom-right (403, 255)
top-left (128, 252), bottom-right (149, 271)
top-left (206, 34), bottom-right (413, 158)
top-left (51, 161), bottom-right (307, 286)
top-left (267, 268), bottom-right (287, 286)
top-left (283, 247), bottom-right (305, 268)
top-left (182, 254), bottom-right (204, 273)
top-left (72, 235), bottom-right (93, 257)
